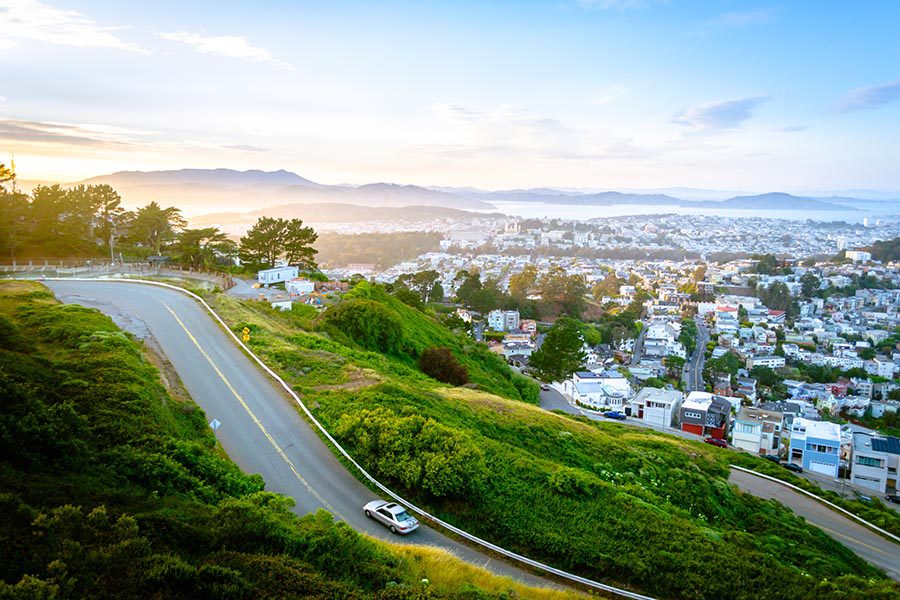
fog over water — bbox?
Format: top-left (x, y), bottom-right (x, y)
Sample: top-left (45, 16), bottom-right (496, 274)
top-left (475, 200), bottom-right (900, 224)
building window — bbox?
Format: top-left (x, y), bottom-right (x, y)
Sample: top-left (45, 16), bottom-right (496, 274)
top-left (735, 422), bottom-right (758, 434)
top-left (856, 456), bottom-right (885, 468)
top-left (683, 410), bottom-right (702, 420)
top-left (805, 443), bottom-right (837, 454)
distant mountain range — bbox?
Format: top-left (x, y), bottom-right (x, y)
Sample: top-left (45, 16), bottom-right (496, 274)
top-left (77, 169), bottom-right (491, 213)
top-left (447, 187), bottom-right (860, 211)
top-left (71, 168), bottom-right (891, 220)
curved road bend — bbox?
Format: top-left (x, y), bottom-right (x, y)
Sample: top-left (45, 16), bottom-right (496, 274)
top-left (46, 281), bottom-right (563, 591)
top-left (729, 469), bottom-right (900, 579)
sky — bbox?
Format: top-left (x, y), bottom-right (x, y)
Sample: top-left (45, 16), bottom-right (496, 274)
top-left (0, 0), bottom-right (899, 192)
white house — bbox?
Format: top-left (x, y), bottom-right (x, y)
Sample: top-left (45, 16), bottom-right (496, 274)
top-left (629, 387), bottom-right (683, 428)
top-left (733, 406), bottom-right (783, 456)
top-left (642, 320), bottom-right (685, 359)
top-left (850, 433), bottom-right (899, 493)
top-left (563, 371), bottom-right (634, 410)
top-left (487, 309), bottom-right (520, 332)
top-left (286, 278), bottom-right (316, 295)
top-left (746, 355), bottom-right (786, 370)
top-left (258, 266), bottom-right (300, 285)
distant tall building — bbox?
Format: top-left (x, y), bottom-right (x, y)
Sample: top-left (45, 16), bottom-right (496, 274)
top-left (836, 236), bottom-right (847, 251)
top-left (863, 217), bottom-right (870, 227)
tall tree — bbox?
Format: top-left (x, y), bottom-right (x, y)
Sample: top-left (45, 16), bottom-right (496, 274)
top-left (239, 217), bottom-right (318, 269)
top-left (0, 191), bottom-right (29, 260)
top-left (172, 228), bottom-right (237, 269)
top-left (591, 271), bottom-right (621, 300)
top-left (529, 317), bottom-right (586, 382)
top-left (508, 264), bottom-right (538, 297)
top-left (92, 185), bottom-right (125, 260)
top-left (128, 202), bottom-right (186, 255)
top-left (283, 218), bottom-right (318, 268)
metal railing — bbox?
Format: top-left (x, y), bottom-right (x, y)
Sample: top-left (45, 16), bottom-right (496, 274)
top-left (48, 277), bottom-right (656, 600)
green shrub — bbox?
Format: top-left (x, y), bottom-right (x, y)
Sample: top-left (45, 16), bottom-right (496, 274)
top-left (319, 298), bottom-right (404, 354)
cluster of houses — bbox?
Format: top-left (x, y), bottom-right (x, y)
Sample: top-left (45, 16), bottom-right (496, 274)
top-left (256, 266), bottom-right (348, 310)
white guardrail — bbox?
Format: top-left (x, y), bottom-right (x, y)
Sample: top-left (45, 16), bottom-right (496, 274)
top-left (730, 464), bottom-right (900, 545)
top-left (52, 278), bottom-right (655, 600)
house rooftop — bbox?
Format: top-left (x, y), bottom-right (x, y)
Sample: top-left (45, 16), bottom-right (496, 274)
top-left (793, 418), bottom-right (840, 441)
top-left (872, 436), bottom-right (900, 455)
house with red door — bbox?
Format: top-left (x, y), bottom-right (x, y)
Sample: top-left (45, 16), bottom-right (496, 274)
top-left (679, 391), bottom-right (732, 440)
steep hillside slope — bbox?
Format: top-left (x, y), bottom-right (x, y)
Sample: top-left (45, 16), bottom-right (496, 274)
top-left (208, 284), bottom-right (900, 600)
top-left (0, 281), bottom-right (576, 600)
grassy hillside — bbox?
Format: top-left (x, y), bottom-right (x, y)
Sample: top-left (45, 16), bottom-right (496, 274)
top-left (0, 281), bottom-right (580, 600)
top-left (210, 284), bottom-right (900, 600)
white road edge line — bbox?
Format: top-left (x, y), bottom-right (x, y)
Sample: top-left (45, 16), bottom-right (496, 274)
top-left (48, 277), bottom-right (656, 600)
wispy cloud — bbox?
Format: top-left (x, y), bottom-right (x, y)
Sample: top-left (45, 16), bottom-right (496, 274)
top-left (0, 0), bottom-right (145, 52)
top-left (837, 79), bottom-right (900, 113)
top-left (576, 0), bottom-right (652, 9)
top-left (706, 8), bottom-right (776, 28)
top-left (778, 125), bottom-right (808, 133)
top-left (427, 102), bottom-right (665, 162)
top-left (159, 31), bottom-right (292, 69)
top-left (673, 96), bottom-right (769, 131)
top-left (222, 144), bottom-right (267, 152)
top-left (0, 119), bottom-right (149, 147)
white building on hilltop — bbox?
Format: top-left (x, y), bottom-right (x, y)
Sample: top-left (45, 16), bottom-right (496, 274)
top-left (563, 371), bottom-right (634, 411)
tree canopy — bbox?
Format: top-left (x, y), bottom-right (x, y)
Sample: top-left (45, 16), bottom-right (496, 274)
top-left (529, 317), bottom-right (586, 382)
top-left (239, 216), bottom-right (318, 270)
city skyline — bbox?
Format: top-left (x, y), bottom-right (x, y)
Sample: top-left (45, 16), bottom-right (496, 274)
top-left (1, 0), bottom-right (899, 192)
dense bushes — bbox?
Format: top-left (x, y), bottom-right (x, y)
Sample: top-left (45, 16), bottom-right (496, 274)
top-left (335, 405), bottom-right (487, 498)
top-left (419, 347), bottom-right (469, 385)
top-left (320, 298), bottom-right (404, 354)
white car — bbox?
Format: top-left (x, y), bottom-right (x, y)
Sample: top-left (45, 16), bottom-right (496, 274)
top-left (363, 500), bottom-right (420, 534)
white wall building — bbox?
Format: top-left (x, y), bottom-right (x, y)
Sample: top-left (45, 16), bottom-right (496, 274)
top-left (563, 371), bottom-right (634, 410)
top-left (487, 309), bottom-right (520, 332)
top-left (629, 387), bottom-right (683, 428)
top-left (851, 433), bottom-right (899, 493)
top-left (258, 266), bottom-right (300, 285)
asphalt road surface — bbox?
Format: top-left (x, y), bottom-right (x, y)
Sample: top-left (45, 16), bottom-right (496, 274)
top-left (683, 322), bottom-right (709, 392)
top-left (729, 469), bottom-right (900, 579)
top-left (46, 280), bottom-right (562, 590)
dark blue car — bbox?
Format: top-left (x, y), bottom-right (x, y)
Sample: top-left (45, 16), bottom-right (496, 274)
top-left (603, 411), bottom-right (627, 420)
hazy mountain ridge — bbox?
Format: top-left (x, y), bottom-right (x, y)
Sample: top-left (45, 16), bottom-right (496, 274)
top-left (78, 169), bottom-right (492, 212)
top-left (73, 168), bottom-right (883, 215)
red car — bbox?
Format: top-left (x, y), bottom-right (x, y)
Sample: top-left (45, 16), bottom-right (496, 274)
top-left (703, 437), bottom-right (728, 448)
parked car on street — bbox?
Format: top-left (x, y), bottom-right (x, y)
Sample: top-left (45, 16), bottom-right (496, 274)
top-left (603, 411), bottom-right (627, 420)
top-left (703, 437), bottom-right (728, 448)
top-left (540, 384), bottom-right (550, 391)
top-left (763, 454), bottom-right (782, 464)
top-left (363, 500), bottom-right (419, 535)
top-left (885, 494), bottom-right (900, 504)
top-left (782, 462), bottom-right (803, 473)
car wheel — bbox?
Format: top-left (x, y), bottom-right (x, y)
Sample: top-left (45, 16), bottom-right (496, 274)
top-left (364, 510), bottom-right (371, 518)
top-left (389, 525), bottom-right (397, 534)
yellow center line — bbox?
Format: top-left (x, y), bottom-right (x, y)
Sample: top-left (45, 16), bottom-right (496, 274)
top-left (815, 523), bottom-right (897, 557)
top-left (162, 301), bottom-right (346, 521)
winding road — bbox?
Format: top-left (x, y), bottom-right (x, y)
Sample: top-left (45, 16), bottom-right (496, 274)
top-left (729, 469), bottom-right (900, 579)
top-left (46, 280), bottom-right (561, 591)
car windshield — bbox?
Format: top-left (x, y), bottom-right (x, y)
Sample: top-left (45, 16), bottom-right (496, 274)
top-left (395, 510), bottom-right (412, 521)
